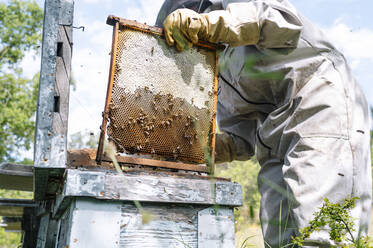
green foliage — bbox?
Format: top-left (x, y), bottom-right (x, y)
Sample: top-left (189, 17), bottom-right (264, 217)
top-left (0, 0), bottom-right (43, 67)
top-left (0, 227), bottom-right (21, 248)
top-left (0, 0), bottom-right (43, 163)
top-left (292, 197), bottom-right (372, 248)
top-left (0, 189), bottom-right (33, 248)
top-left (0, 1), bottom-right (43, 246)
top-left (216, 159), bottom-right (261, 226)
top-left (0, 72), bottom-right (39, 162)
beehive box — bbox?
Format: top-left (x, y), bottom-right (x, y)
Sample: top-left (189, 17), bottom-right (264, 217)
top-left (97, 16), bottom-right (219, 171)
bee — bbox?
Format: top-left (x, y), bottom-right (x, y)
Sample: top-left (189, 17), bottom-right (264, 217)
top-left (200, 86), bottom-right (205, 91)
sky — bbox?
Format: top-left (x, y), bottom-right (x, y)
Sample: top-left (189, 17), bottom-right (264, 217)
top-left (20, 0), bottom-right (373, 143)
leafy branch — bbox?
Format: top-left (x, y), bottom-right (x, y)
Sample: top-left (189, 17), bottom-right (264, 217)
top-left (292, 197), bottom-right (372, 248)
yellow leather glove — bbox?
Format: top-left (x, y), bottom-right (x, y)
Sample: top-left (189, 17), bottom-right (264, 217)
top-left (163, 4), bottom-right (260, 51)
top-left (215, 132), bottom-right (236, 164)
top-left (163, 2), bottom-right (302, 51)
top-left (163, 8), bottom-right (208, 51)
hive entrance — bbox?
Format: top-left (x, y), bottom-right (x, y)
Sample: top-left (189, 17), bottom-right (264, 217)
top-left (97, 16), bottom-right (219, 173)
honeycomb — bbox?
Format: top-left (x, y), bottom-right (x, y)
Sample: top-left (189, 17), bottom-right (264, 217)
top-left (106, 27), bottom-right (217, 164)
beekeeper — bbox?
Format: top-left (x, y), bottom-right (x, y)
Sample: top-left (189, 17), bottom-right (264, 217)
top-left (156, 0), bottom-right (372, 246)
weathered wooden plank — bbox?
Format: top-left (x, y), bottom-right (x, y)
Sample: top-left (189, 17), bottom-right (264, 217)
top-left (34, 0), bottom-right (60, 169)
top-left (56, 203), bottom-right (74, 248)
top-left (216, 181), bottom-right (243, 206)
top-left (103, 155), bottom-right (209, 173)
top-left (55, 56), bottom-right (70, 132)
top-left (0, 163), bottom-right (33, 191)
top-left (57, 169), bottom-right (242, 207)
top-left (67, 199), bottom-right (121, 248)
top-left (64, 25), bottom-right (73, 46)
top-left (69, 148), bottom-right (209, 172)
top-left (58, 0), bottom-right (74, 26)
top-left (0, 199), bottom-right (36, 217)
top-left (34, 0), bottom-right (74, 200)
top-left (55, 198), bottom-right (236, 248)
top-left (52, 112), bottom-right (63, 135)
top-left (198, 207), bottom-right (235, 247)
top-left (22, 207), bottom-right (40, 248)
top-left (119, 203), bottom-right (200, 248)
top-left (57, 26), bottom-right (72, 79)
top-left (36, 213), bottom-right (50, 248)
top-left (104, 172), bottom-right (215, 204)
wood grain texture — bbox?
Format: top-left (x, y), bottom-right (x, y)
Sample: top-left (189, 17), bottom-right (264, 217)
top-left (55, 199), bottom-right (237, 248)
top-left (58, 169), bottom-right (242, 207)
top-left (120, 203), bottom-right (202, 248)
top-left (57, 26), bottom-right (72, 78)
top-left (97, 22), bottom-right (119, 163)
top-left (34, 0), bottom-right (74, 200)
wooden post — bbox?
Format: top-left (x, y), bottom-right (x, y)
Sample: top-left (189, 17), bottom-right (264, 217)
top-left (33, 0), bottom-right (74, 201)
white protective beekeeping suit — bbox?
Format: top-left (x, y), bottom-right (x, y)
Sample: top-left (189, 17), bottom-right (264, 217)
top-left (157, 0), bottom-right (372, 246)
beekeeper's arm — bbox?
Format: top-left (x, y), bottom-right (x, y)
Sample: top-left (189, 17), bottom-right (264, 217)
top-left (163, 1), bottom-right (302, 51)
top-left (215, 102), bottom-right (256, 163)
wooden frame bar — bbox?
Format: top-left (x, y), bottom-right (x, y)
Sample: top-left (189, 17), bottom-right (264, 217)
top-left (96, 21), bottom-right (119, 162)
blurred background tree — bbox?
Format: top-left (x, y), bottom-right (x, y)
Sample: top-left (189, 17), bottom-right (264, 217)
top-left (0, 0), bottom-right (43, 163)
top-left (0, 0), bottom-right (43, 247)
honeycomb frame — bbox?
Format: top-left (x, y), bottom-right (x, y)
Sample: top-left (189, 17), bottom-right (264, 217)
top-left (97, 16), bottom-right (219, 173)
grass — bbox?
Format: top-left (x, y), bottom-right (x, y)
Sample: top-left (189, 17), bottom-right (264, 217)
top-left (236, 224), bottom-right (265, 248)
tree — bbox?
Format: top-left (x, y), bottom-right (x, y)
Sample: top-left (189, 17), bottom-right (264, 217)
top-left (216, 159), bottom-right (261, 227)
top-left (0, 0), bottom-right (43, 163)
top-left (0, 1), bottom-right (43, 246)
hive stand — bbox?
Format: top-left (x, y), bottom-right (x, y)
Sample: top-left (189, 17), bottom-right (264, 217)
top-left (52, 150), bottom-right (242, 247)
top-left (13, 0), bottom-right (244, 247)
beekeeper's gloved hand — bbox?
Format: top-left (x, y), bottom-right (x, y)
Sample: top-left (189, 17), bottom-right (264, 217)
top-left (215, 132), bottom-right (236, 164)
top-left (163, 3), bottom-right (260, 51)
top-left (163, 9), bottom-right (206, 51)
top-left (163, 2), bottom-right (302, 51)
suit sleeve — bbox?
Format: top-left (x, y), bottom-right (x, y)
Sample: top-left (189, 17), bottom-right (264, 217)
top-left (216, 101), bottom-right (257, 163)
top-left (202, 1), bottom-right (303, 48)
